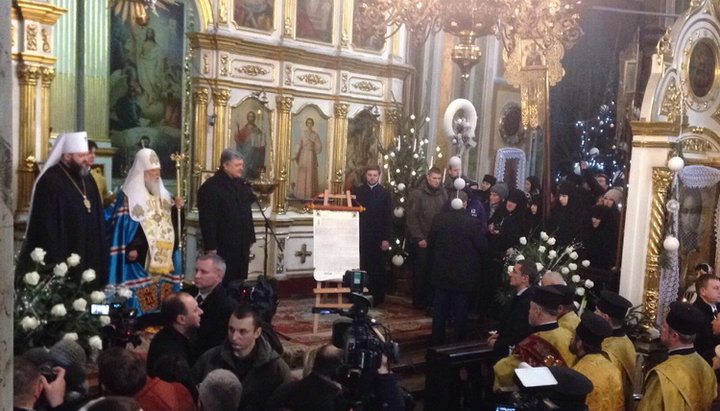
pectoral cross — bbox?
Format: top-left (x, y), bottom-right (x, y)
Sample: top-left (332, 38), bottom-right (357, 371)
top-left (294, 243), bottom-right (312, 264)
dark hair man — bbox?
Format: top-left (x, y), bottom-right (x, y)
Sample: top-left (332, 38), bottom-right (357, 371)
top-left (193, 305), bottom-right (292, 411)
top-left (13, 356), bottom-right (66, 411)
top-left (570, 311), bottom-right (623, 410)
top-left (488, 260), bottom-right (537, 360)
top-left (352, 165), bottom-right (392, 305)
top-left (186, 254), bottom-right (238, 358)
top-left (407, 166), bottom-right (447, 309)
top-left (198, 148), bottom-right (257, 285)
top-left (692, 273), bottom-right (720, 364)
top-left (98, 347), bottom-right (193, 411)
top-left (636, 302), bottom-right (716, 410)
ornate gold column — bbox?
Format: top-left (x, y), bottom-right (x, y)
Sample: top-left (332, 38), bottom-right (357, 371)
top-left (191, 86), bottom-right (209, 209)
top-left (332, 103), bottom-right (349, 193)
top-left (17, 63), bottom-right (41, 212)
top-left (211, 88), bottom-right (231, 169)
top-left (642, 167), bottom-right (673, 325)
top-left (381, 107), bottom-right (400, 150)
top-left (40, 66), bottom-right (55, 161)
top-left (274, 96), bottom-right (294, 214)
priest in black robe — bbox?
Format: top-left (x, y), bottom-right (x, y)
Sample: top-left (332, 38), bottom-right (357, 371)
top-left (352, 166), bottom-right (393, 305)
top-left (19, 131), bottom-right (108, 283)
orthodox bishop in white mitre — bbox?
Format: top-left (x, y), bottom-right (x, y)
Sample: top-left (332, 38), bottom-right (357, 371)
top-left (107, 148), bottom-right (184, 314)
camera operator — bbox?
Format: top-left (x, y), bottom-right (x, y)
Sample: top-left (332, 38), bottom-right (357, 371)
top-left (267, 342), bottom-right (405, 411)
top-left (14, 356), bottom-right (67, 411)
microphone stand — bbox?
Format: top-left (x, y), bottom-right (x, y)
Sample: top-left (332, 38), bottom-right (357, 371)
top-left (254, 196), bottom-right (284, 277)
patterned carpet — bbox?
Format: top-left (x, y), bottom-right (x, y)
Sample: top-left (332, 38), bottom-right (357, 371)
top-left (273, 296), bottom-right (432, 369)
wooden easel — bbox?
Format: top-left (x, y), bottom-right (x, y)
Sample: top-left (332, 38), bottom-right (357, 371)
top-left (311, 189), bottom-right (364, 333)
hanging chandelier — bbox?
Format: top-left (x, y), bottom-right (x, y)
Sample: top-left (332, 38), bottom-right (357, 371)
top-left (498, 0), bottom-right (584, 54)
top-left (108, 0), bottom-right (175, 26)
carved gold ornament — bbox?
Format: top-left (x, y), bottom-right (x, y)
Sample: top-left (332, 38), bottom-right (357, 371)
top-left (26, 24), bottom-right (38, 51)
top-left (236, 64), bottom-right (270, 77)
top-left (352, 80), bottom-right (380, 92)
top-left (660, 79), bottom-right (682, 123)
top-left (220, 54), bottom-right (228, 76)
top-left (41, 28), bottom-right (50, 53)
top-left (681, 137), bottom-right (713, 152)
top-left (297, 73), bottom-right (328, 85)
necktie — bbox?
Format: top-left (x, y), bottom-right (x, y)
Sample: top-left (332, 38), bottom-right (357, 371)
top-left (196, 295), bottom-right (204, 305)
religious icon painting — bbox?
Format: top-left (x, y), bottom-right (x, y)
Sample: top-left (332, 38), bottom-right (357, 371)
top-left (677, 183), bottom-right (719, 291)
top-left (521, 40), bottom-right (545, 69)
top-left (229, 97), bottom-right (272, 180)
top-left (289, 105), bottom-right (328, 203)
top-left (233, 0), bottom-right (275, 31)
top-left (344, 109), bottom-right (380, 191)
top-left (352, 1), bottom-right (386, 51)
top-left (108, 1), bottom-right (185, 188)
top-left (688, 39), bottom-right (717, 99)
top-left (295, 0), bottom-right (334, 44)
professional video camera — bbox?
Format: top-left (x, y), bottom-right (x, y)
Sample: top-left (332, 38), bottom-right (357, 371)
top-left (90, 296), bottom-right (141, 348)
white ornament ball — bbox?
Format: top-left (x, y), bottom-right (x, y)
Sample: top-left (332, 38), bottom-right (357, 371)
top-left (397, 183), bottom-right (406, 192)
top-left (393, 207), bottom-right (405, 218)
top-left (663, 235), bottom-right (680, 251)
top-left (666, 199), bottom-right (680, 213)
top-left (453, 178), bottom-right (466, 190)
top-left (667, 156), bottom-right (684, 172)
top-left (589, 147), bottom-right (600, 157)
top-left (450, 198), bottom-right (463, 210)
top-left (449, 156), bottom-right (462, 167)
top-left (391, 254), bottom-right (405, 267)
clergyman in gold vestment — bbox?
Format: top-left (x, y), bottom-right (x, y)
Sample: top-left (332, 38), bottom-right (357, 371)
top-left (637, 301), bottom-right (717, 411)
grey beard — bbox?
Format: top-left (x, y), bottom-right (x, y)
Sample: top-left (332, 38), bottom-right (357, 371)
top-left (79, 166), bottom-right (90, 177)
top-left (145, 178), bottom-right (161, 196)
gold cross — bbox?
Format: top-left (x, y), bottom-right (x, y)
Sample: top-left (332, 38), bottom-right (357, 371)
top-left (294, 243), bottom-right (312, 264)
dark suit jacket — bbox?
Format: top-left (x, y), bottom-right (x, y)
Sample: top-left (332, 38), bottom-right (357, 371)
top-left (145, 325), bottom-right (197, 398)
top-left (493, 287), bottom-right (535, 361)
top-left (692, 298), bottom-right (720, 364)
top-left (187, 283), bottom-right (238, 358)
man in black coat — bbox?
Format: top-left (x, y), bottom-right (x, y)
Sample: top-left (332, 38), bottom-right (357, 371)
top-left (185, 254), bottom-right (238, 358)
top-left (352, 166), bottom-right (393, 305)
top-left (146, 291), bottom-right (202, 396)
top-left (198, 148), bottom-right (256, 285)
top-left (428, 193), bottom-right (487, 345)
top-left (488, 260), bottom-right (537, 361)
top-left (692, 273), bottom-right (720, 364)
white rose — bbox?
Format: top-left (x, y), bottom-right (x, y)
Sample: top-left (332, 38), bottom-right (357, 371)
top-left (507, 266), bottom-right (514, 273)
top-left (547, 237), bottom-right (557, 245)
top-left (72, 298), bottom-right (87, 312)
top-left (53, 263), bottom-right (68, 277)
top-left (81, 269), bottom-right (96, 283)
top-left (99, 315), bottom-right (111, 326)
top-left (21, 316), bottom-right (39, 331)
top-left (30, 248), bottom-right (47, 263)
top-left (561, 267), bottom-right (570, 275)
top-left (548, 250), bottom-right (557, 259)
top-left (516, 255), bottom-right (525, 261)
top-left (50, 304), bottom-right (67, 317)
top-left (536, 263), bottom-right (544, 271)
top-left (90, 291), bottom-right (106, 303)
top-left (540, 232), bottom-right (549, 241)
top-left (565, 246), bottom-right (575, 254)
top-left (569, 263), bottom-right (578, 271)
top-left (575, 287), bottom-right (586, 296)
top-left (88, 335), bottom-right (103, 350)
top-left (519, 237), bottom-right (527, 245)
top-left (585, 279), bottom-right (595, 289)
top-left (66, 253), bottom-right (81, 267)
top-left (581, 260), bottom-right (590, 267)
top-left (570, 251), bottom-right (579, 260)
top-left (23, 272), bottom-right (40, 286)
top-left (117, 287), bottom-right (133, 298)
top-left (571, 274), bottom-right (581, 283)
top-left (62, 332), bottom-right (78, 341)
top-left (538, 246), bottom-right (546, 253)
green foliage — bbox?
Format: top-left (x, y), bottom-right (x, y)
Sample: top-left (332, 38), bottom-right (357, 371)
top-left (15, 248), bottom-right (105, 354)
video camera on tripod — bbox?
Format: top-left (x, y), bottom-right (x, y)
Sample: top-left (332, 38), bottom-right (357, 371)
top-left (90, 296), bottom-right (141, 348)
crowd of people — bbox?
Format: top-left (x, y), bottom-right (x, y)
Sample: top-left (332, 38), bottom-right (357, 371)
top-left (13, 131), bottom-right (720, 410)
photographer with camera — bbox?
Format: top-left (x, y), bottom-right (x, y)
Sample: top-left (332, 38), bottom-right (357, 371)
top-left (13, 356), bottom-right (67, 411)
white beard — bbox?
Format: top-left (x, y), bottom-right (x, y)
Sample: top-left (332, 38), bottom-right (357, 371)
top-left (145, 178), bottom-right (161, 196)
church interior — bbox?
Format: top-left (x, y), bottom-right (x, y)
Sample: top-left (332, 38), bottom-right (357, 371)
top-left (6, 0), bottom-right (720, 409)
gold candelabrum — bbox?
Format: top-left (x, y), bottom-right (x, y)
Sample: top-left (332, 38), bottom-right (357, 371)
top-left (248, 167), bottom-right (278, 212)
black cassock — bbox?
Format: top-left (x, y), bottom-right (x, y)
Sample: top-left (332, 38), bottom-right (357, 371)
top-left (20, 163), bottom-right (108, 283)
top-left (352, 183), bottom-right (392, 304)
top-left (197, 169), bottom-right (256, 283)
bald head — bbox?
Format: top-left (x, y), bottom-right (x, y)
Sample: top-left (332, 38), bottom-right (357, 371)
top-left (541, 271), bottom-right (566, 286)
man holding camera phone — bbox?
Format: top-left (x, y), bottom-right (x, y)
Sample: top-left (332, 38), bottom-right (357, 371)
top-left (13, 356), bottom-right (67, 411)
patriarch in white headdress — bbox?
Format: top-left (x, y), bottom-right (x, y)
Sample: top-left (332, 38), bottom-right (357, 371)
top-left (123, 148), bottom-right (174, 222)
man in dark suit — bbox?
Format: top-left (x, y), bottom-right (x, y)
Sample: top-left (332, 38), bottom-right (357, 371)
top-left (352, 166), bottom-right (393, 305)
top-left (186, 254), bottom-right (238, 358)
top-left (692, 273), bottom-right (720, 363)
top-left (488, 260), bottom-right (537, 361)
top-left (198, 149), bottom-right (256, 284)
